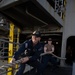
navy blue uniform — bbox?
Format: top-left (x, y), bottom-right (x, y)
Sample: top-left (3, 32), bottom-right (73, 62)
top-left (13, 39), bottom-right (44, 75)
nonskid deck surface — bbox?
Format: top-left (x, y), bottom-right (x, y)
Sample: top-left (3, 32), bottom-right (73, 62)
top-left (24, 66), bottom-right (72, 75)
top-left (0, 61), bottom-right (72, 75)
top-left (0, 66), bottom-right (72, 75)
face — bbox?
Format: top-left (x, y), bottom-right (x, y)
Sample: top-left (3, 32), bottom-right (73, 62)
top-left (48, 40), bottom-right (52, 44)
top-left (32, 35), bottom-right (41, 44)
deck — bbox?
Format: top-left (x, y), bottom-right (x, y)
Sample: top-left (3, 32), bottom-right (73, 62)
top-left (24, 65), bottom-right (72, 75)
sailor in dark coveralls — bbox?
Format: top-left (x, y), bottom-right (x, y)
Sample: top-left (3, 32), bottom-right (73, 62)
top-left (11, 31), bottom-right (44, 75)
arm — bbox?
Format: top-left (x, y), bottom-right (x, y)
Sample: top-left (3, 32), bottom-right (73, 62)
top-left (50, 45), bottom-right (54, 53)
top-left (44, 46), bottom-right (47, 53)
top-left (13, 42), bottom-right (26, 60)
top-left (12, 41), bottom-right (28, 63)
top-left (20, 48), bottom-right (43, 63)
top-left (44, 44), bottom-right (47, 53)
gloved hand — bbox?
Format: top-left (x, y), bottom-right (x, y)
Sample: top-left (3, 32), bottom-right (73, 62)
top-left (21, 57), bottom-right (29, 63)
top-left (10, 58), bottom-right (16, 68)
top-left (10, 58), bottom-right (16, 63)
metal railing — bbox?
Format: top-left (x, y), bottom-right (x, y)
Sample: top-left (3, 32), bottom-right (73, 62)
top-left (47, 0), bottom-right (66, 19)
top-left (0, 38), bottom-right (20, 75)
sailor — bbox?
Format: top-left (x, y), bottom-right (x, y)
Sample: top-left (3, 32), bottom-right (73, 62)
top-left (11, 30), bottom-right (44, 75)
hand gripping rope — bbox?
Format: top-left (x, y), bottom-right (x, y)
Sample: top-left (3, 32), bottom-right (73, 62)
top-left (0, 52), bottom-right (66, 74)
top-left (0, 59), bottom-right (21, 74)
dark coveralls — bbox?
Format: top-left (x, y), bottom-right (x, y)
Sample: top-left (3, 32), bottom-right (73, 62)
top-left (13, 39), bottom-right (44, 75)
top-left (41, 55), bottom-right (57, 68)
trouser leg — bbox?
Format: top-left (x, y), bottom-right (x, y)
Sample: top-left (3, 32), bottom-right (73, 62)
top-left (49, 56), bottom-right (57, 65)
top-left (15, 57), bottom-right (50, 75)
top-left (28, 60), bottom-right (45, 75)
top-left (15, 63), bottom-right (26, 75)
top-left (41, 55), bottom-right (51, 66)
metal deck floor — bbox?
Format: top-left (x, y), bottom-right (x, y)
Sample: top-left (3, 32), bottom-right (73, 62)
top-left (24, 66), bottom-right (72, 75)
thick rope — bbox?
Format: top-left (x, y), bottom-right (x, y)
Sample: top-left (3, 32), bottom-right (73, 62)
top-left (0, 59), bottom-right (21, 71)
top-left (0, 52), bottom-right (66, 74)
top-left (40, 52), bottom-right (66, 60)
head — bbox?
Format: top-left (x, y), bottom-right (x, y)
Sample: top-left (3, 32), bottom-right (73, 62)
top-left (48, 38), bottom-right (52, 45)
top-left (31, 31), bottom-right (41, 44)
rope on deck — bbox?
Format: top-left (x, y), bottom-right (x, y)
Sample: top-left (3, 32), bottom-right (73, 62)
top-left (0, 59), bottom-right (21, 75)
top-left (0, 59), bottom-right (21, 71)
top-left (0, 52), bottom-right (66, 71)
top-left (0, 52), bottom-right (66, 74)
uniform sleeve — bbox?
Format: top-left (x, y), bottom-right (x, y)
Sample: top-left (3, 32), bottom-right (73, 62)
top-left (44, 44), bottom-right (47, 53)
top-left (13, 42), bottom-right (28, 60)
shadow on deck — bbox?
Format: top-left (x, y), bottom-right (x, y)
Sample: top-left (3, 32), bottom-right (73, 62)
top-left (24, 66), bottom-right (72, 75)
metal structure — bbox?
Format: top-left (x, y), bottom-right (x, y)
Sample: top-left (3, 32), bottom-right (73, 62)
top-left (7, 23), bottom-right (14, 75)
top-left (0, 22), bottom-right (20, 75)
top-left (0, 0), bottom-right (63, 33)
top-left (0, 0), bottom-right (72, 74)
top-left (55, 0), bottom-right (64, 18)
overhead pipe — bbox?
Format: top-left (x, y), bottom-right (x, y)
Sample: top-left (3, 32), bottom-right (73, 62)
top-left (26, 9), bottom-right (49, 30)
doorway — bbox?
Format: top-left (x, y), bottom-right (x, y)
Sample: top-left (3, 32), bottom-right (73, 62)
top-left (65, 36), bottom-right (75, 65)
